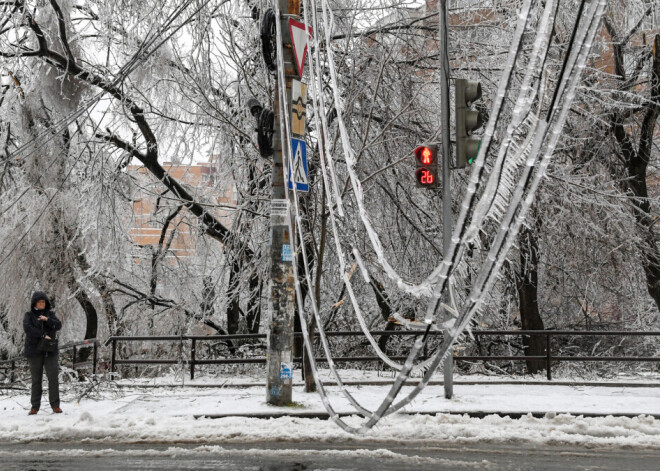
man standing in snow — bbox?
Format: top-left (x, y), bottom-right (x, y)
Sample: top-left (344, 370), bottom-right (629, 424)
top-left (23, 291), bottom-right (62, 415)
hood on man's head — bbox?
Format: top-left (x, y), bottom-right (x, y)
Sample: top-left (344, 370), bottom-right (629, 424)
top-left (31, 291), bottom-right (51, 311)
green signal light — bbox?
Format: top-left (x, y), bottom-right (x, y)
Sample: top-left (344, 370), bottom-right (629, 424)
top-left (467, 140), bottom-right (482, 165)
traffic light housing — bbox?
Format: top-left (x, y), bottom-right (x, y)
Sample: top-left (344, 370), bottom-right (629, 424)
top-left (413, 144), bottom-right (438, 188)
top-left (455, 79), bottom-right (485, 168)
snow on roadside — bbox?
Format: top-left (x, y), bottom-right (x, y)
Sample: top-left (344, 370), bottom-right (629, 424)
top-left (0, 409), bottom-right (658, 449)
top-left (1, 381), bottom-right (659, 448)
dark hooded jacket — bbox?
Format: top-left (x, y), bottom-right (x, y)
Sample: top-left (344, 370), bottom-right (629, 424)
top-left (23, 292), bottom-right (62, 357)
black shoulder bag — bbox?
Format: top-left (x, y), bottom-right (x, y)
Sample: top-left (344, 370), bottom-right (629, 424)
top-left (37, 316), bottom-right (58, 353)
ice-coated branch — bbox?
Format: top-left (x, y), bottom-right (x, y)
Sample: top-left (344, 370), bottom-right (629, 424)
top-left (95, 131), bottom-right (238, 250)
top-left (5, 3), bottom-right (257, 258)
top-left (48, 0), bottom-right (76, 66)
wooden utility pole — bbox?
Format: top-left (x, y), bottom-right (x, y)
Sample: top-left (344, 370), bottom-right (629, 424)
top-left (266, 0), bottom-right (302, 406)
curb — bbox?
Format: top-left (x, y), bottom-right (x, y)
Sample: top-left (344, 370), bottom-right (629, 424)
top-left (194, 410), bottom-right (660, 420)
top-left (115, 380), bottom-right (660, 389)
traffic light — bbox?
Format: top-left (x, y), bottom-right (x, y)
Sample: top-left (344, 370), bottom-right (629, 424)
top-left (455, 78), bottom-right (485, 168)
top-left (413, 144), bottom-right (438, 188)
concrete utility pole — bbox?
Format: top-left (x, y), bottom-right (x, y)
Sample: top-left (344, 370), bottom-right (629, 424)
top-left (438, 0), bottom-right (454, 400)
top-left (266, 0), bottom-right (301, 406)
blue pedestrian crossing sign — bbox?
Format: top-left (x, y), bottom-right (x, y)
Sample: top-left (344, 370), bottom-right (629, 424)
top-left (288, 138), bottom-right (309, 193)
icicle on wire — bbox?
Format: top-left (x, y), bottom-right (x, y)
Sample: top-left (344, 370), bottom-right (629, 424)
top-left (273, 0), bottom-right (379, 421)
top-left (297, 0), bottom-right (603, 430)
top-left (303, 0), bottom-right (535, 367)
top-left (470, 0), bottom-right (556, 227)
top-left (274, 0), bottom-right (445, 430)
top-left (423, 0), bottom-right (536, 317)
top-left (299, 0), bottom-right (447, 372)
top-left (384, 0), bottom-right (607, 418)
top-left (281, 0), bottom-right (528, 431)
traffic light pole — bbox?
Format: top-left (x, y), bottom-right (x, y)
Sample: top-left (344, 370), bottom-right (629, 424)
top-left (266, 0), bottom-right (299, 406)
top-left (438, 0), bottom-right (453, 400)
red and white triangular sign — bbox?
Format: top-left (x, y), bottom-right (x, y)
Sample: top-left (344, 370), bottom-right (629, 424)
top-left (288, 19), bottom-right (313, 78)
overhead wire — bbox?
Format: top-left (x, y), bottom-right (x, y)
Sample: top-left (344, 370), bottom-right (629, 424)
top-left (301, 0), bottom-right (440, 373)
top-left (312, 0), bottom-right (535, 312)
top-left (274, 0), bottom-right (379, 422)
top-left (292, 0), bottom-right (530, 430)
top-left (302, 0), bottom-right (534, 371)
top-left (273, 0), bottom-right (605, 433)
top-left (384, 0), bottom-right (607, 418)
top-left (274, 0), bottom-right (493, 432)
top-left (276, 0), bottom-right (436, 431)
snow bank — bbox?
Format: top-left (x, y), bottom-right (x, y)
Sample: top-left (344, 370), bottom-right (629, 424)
top-left (1, 381), bottom-right (658, 447)
top-left (0, 409), bottom-right (658, 449)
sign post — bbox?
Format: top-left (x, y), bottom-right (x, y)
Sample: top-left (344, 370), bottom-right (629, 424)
top-left (266, 0), bottom-right (311, 406)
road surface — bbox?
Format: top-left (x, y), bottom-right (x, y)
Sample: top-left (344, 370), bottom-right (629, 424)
top-left (0, 441), bottom-right (658, 470)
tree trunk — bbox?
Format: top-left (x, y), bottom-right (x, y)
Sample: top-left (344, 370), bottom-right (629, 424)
top-left (294, 232), bottom-right (316, 364)
top-left (516, 222), bottom-right (546, 374)
top-left (371, 279), bottom-right (395, 354)
top-left (293, 309), bottom-right (303, 360)
top-left (603, 26), bottom-right (660, 310)
top-left (246, 274), bottom-right (262, 334)
top-left (225, 259), bottom-right (241, 335)
top-left (303, 316), bottom-right (316, 392)
top-left (66, 275), bottom-right (97, 363)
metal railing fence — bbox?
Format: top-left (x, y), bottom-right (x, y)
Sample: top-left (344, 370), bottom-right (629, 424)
top-left (0, 339), bottom-right (99, 383)
top-left (103, 330), bottom-right (660, 381)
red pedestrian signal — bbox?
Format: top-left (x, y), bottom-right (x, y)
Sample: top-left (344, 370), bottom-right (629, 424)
top-left (413, 145), bottom-right (438, 188)
top-left (421, 148), bottom-right (432, 164)
top-left (414, 145), bottom-right (436, 166)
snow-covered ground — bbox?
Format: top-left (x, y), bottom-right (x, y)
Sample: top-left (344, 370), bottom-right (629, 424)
top-left (1, 370), bottom-right (659, 448)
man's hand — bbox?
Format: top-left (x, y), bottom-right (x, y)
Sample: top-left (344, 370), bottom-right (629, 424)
top-left (38, 315), bottom-right (48, 322)
top-left (44, 335), bottom-right (51, 340)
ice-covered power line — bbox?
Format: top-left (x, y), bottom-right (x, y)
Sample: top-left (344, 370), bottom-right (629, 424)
top-left (272, 0), bottom-right (606, 434)
top-left (270, 0), bottom-right (439, 431)
top-left (301, 0), bottom-right (534, 362)
top-left (286, 0), bottom-right (535, 432)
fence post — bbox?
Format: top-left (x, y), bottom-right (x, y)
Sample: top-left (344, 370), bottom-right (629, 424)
top-left (10, 361), bottom-right (15, 383)
top-left (93, 342), bottom-right (98, 375)
top-left (190, 338), bottom-right (196, 381)
top-left (178, 335), bottom-right (184, 377)
top-left (111, 338), bottom-right (116, 374)
top-left (546, 333), bottom-right (552, 381)
top-left (72, 345), bottom-right (77, 370)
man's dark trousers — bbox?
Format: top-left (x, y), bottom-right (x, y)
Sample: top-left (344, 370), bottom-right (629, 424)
top-left (27, 354), bottom-right (59, 410)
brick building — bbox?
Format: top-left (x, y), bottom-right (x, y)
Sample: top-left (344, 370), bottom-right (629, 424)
top-left (127, 156), bottom-right (236, 259)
